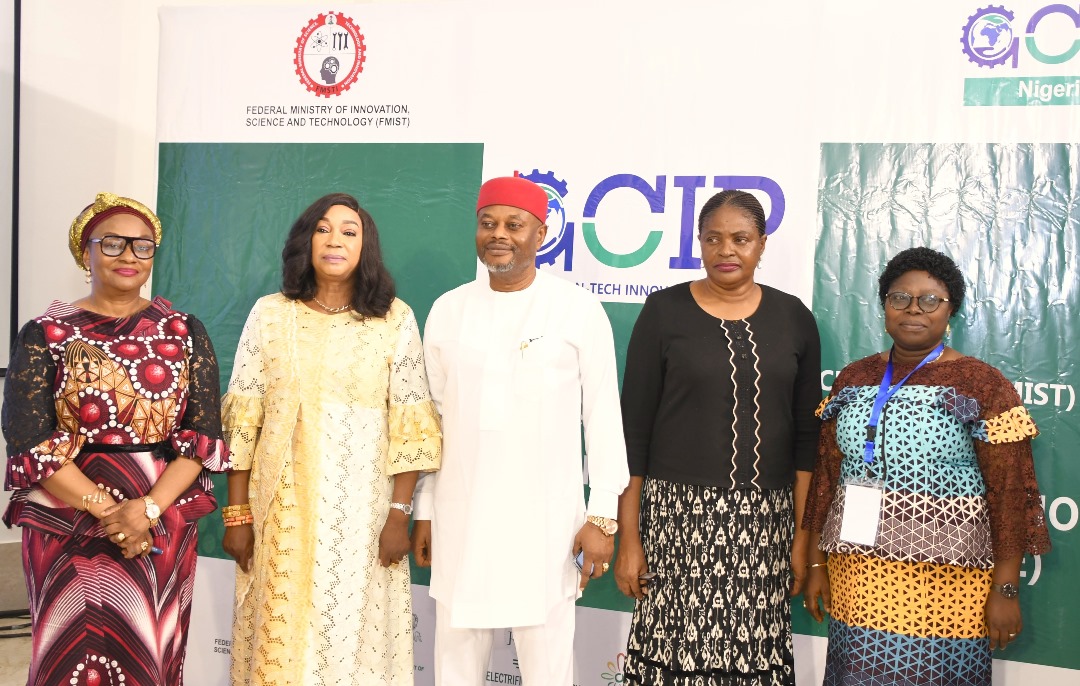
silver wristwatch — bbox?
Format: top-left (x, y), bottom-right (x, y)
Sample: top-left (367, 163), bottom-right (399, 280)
top-left (992, 582), bottom-right (1019, 599)
top-left (389, 502), bottom-right (413, 516)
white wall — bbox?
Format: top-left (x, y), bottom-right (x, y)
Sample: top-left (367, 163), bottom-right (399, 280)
top-left (1, 0), bottom-right (16, 542)
top-left (1, 0), bottom-right (12, 369)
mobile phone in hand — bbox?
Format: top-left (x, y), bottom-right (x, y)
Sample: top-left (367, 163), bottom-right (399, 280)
top-left (573, 551), bottom-right (595, 575)
top-left (638, 571), bottom-right (657, 582)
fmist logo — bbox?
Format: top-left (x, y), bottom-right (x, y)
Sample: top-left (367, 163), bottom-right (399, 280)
top-left (294, 12), bottom-right (367, 97)
top-left (514, 168), bottom-right (784, 302)
top-left (961, 4), bottom-right (1080, 106)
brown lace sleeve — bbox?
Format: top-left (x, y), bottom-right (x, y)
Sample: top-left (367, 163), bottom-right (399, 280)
top-left (974, 437), bottom-right (1050, 560)
top-left (804, 419), bottom-right (841, 532)
top-left (168, 315), bottom-right (231, 471)
top-left (972, 368), bottom-right (1051, 560)
top-left (1, 321), bottom-right (85, 488)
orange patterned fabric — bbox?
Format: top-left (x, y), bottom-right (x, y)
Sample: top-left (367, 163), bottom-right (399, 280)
top-left (828, 552), bottom-right (991, 639)
top-left (815, 394), bottom-right (831, 418)
top-left (981, 406), bottom-right (1038, 444)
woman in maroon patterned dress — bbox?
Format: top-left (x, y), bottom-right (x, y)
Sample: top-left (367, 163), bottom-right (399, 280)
top-left (1, 193), bottom-right (230, 686)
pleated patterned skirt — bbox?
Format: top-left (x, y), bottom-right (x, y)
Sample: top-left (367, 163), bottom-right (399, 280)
top-left (21, 523), bottom-right (201, 686)
top-left (625, 478), bottom-right (795, 686)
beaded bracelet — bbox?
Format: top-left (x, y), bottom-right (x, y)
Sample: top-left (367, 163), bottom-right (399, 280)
top-left (223, 514), bottom-right (254, 527)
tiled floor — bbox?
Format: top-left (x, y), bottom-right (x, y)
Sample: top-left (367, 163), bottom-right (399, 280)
top-left (0, 542), bottom-right (30, 685)
top-left (0, 634), bottom-right (30, 685)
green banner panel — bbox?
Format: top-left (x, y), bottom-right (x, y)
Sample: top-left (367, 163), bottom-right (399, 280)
top-left (965, 76), bottom-right (1080, 107)
top-left (155, 142), bottom-right (484, 566)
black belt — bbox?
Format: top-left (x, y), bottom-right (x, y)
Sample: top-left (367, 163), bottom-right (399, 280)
top-left (81, 441), bottom-right (168, 456)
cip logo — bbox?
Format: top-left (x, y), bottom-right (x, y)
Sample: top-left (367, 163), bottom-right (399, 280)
top-left (517, 169), bottom-right (785, 278)
top-left (961, 4), bottom-right (1080, 68)
top-left (294, 12), bottom-right (367, 97)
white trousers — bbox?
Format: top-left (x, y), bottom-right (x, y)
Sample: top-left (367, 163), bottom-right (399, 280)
top-left (433, 598), bottom-right (576, 686)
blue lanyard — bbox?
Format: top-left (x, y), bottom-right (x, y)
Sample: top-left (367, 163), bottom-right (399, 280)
top-left (864, 343), bottom-right (944, 464)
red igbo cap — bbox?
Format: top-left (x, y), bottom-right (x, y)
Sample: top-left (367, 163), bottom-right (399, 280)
top-left (476, 176), bottom-right (549, 223)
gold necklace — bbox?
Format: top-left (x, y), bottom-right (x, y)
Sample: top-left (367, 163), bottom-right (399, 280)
top-left (313, 296), bottom-right (351, 313)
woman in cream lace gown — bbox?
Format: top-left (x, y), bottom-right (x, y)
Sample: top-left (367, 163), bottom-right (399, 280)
top-left (222, 193), bottom-right (442, 685)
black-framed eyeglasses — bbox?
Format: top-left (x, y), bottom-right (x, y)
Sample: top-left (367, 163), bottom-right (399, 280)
top-left (89, 236), bottom-right (157, 259)
top-left (885, 292), bottom-right (950, 313)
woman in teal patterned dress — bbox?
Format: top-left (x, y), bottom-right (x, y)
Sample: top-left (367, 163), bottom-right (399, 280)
top-left (802, 247), bottom-right (1051, 686)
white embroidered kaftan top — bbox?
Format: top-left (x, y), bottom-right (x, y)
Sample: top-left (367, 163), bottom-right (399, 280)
top-left (416, 271), bottom-right (628, 628)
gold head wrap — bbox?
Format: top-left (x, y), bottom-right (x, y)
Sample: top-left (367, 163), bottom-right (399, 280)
top-left (69, 192), bottom-right (163, 270)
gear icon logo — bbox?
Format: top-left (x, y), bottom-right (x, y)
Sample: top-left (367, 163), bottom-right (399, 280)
top-left (518, 169), bottom-right (575, 269)
top-left (294, 12), bottom-right (367, 97)
top-left (961, 6), bottom-right (1018, 68)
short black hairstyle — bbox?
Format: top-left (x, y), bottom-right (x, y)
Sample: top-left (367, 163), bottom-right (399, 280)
top-left (280, 192), bottom-right (396, 318)
top-left (877, 247), bottom-right (966, 316)
top-left (697, 190), bottom-right (767, 236)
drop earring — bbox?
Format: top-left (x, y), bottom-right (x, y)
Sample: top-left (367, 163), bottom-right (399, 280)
top-left (946, 322), bottom-right (952, 338)
top-left (84, 268), bottom-right (91, 284)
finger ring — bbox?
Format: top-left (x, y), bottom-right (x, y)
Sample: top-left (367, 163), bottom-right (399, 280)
top-left (1009, 633), bottom-right (1017, 638)
top-left (116, 532), bottom-right (126, 542)
top-left (140, 541), bottom-right (149, 552)
top-left (602, 562), bottom-right (610, 573)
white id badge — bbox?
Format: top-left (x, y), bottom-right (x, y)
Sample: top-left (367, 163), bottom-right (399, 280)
top-left (838, 479), bottom-right (884, 546)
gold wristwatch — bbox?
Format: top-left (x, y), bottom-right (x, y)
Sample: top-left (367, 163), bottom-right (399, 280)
top-left (143, 496), bottom-right (161, 527)
top-left (586, 515), bottom-right (618, 536)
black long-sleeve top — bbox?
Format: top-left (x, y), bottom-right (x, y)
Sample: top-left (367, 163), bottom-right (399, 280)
top-left (621, 282), bottom-right (821, 489)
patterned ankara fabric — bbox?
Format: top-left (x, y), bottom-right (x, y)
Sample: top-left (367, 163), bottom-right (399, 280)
top-left (805, 354), bottom-right (1051, 686)
top-left (223, 294), bottom-right (442, 686)
top-left (1, 297), bottom-right (230, 686)
top-left (624, 479), bottom-right (795, 686)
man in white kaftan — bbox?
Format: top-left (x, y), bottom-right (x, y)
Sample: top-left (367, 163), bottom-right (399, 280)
top-left (412, 176), bottom-right (629, 685)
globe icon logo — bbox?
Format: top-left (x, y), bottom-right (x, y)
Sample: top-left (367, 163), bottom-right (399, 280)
top-left (540, 191), bottom-right (566, 253)
top-left (961, 6), bottom-right (1017, 68)
top-left (971, 16), bottom-right (1012, 58)
top-left (518, 170), bottom-right (569, 255)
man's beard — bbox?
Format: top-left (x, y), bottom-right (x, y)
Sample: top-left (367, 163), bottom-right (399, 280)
top-left (483, 258), bottom-right (516, 273)
top-left (482, 244), bottom-right (516, 273)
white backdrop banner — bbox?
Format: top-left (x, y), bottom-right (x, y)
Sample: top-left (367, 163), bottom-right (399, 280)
top-left (157, 2), bottom-right (1079, 684)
